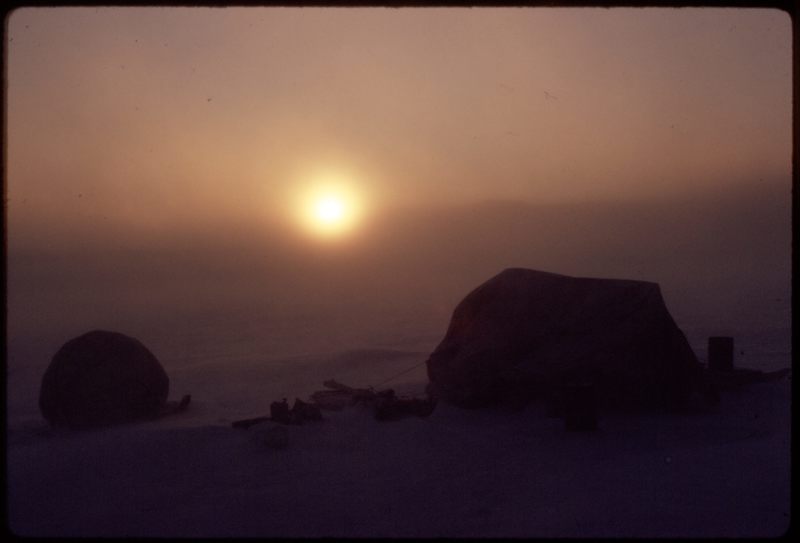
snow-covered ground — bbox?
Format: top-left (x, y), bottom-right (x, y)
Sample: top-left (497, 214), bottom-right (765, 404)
top-left (5, 302), bottom-right (791, 537)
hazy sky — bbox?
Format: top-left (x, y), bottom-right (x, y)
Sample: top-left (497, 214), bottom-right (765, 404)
top-left (6, 7), bottom-right (791, 242)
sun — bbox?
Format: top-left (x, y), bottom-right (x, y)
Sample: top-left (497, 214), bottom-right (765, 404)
top-left (296, 178), bottom-right (363, 238)
top-left (314, 196), bottom-right (345, 225)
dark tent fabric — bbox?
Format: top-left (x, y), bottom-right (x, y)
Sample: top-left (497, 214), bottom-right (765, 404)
top-left (40, 330), bottom-right (169, 428)
top-left (426, 268), bottom-right (718, 410)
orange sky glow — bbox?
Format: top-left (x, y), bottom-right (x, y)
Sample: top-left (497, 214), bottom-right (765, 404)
top-left (5, 7), bottom-right (791, 244)
top-left (3, 6), bottom-right (792, 352)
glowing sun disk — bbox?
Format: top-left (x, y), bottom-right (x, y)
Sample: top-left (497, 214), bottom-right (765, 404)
top-left (315, 196), bottom-right (345, 223)
top-left (298, 186), bottom-right (362, 239)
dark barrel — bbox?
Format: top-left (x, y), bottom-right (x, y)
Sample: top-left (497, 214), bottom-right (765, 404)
top-left (708, 336), bottom-right (734, 372)
top-left (563, 382), bottom-right (598, 432)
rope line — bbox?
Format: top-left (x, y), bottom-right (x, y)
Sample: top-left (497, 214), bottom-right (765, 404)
top-left (371, 359), bottom-right (429, 389)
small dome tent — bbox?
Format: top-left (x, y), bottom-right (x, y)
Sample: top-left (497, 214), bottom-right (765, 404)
top-left (40, 330), bottom-right (170, 428)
